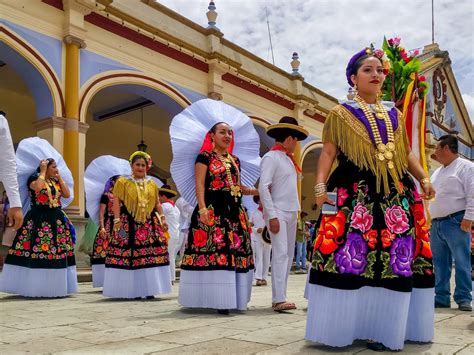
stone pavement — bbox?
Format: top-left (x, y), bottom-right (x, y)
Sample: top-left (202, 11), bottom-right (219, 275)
top-left (0, 273), bottom-right (472, 355)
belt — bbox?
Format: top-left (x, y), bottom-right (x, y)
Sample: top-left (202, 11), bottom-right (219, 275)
top-left (432, 210), bottom-right (465, 222)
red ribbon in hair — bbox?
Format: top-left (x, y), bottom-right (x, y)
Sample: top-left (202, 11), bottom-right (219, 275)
top-left (199, 131), bottom-right (235, 154)
top-left (271, 143), bottom-right (302, 173)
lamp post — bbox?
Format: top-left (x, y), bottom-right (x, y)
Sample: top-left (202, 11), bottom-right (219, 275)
top-left (137, 107), bottom-right (147, 152)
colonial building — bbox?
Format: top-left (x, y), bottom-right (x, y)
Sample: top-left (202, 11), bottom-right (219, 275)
top-left (1, 0), bottom-right (472, 266)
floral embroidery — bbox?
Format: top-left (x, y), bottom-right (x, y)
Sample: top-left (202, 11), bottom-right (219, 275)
top-left (337, 188), bottom-right (349, 206)
top-left (335, 232), bottom-right (368, 275)
top-left (363, 229), bottom-right (377, 249)
top-left (384, 205), bottom-right (409, 234)
top-left (389, 236), bottom-right (414, 277)
top-left (350, 203), bottom-right (373, 233)
top-left (381, 229), bottom-right (396, 248)
top-left (314, 210), bottom-right (346, 255)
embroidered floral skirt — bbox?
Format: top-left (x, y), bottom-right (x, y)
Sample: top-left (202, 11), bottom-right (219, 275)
top-left (90, 213), bottom-right (113, 288)
top-left (102, 206), bottom-right (171, 298)
top-left (179, 191), bottom-right (254, 310)
top-left (306, 156), bottom-right (434, 349)
top-left (0, 206), bottom-right (77, 297)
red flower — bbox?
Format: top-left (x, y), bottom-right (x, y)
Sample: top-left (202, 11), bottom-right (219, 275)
top-left (207, 209), bottom-right (215, 226)
top-left (239, 211), bottom-right (248, 230)
top-left (23, 241), bottom-right (30, 250)
top-left (211, 178), bottom-right (225, 189)
top-left (209, 159), bottom-right (226, 175)
top-left (314, 210), bottom-right (346, 255)
top-left (364, 230), bottom-right (378, 249)
top-left (381, 229), bottom-right (395, 248)
top-left (196, 255), bottom-right (206, 267)
top-left (418, 75), bottom-right (426, 82)
top-left (217, 254), bottom-right (227, 265)
top-left (37, 193), bottom-right (49, 204)
top-left (193, 229), bottom-right (207, 248)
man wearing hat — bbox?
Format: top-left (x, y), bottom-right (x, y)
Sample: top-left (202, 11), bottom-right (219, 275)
top-left (158, 184), bottom-right (181, 283)
top-left (250, 195), bottom-right (271, 286)
top-left (258, 116), bottom-right (308, 311)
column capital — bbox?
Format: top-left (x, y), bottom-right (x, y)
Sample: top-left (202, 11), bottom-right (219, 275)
top-left (62, 0), bottom-right (104, 45)
top-left (33, 116), bottom-right (67, 131)
top-left (63, 35), bottom-right (86, 48)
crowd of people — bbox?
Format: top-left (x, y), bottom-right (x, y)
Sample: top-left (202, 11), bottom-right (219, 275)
top-left (0, 45), bottom-right (472, 352)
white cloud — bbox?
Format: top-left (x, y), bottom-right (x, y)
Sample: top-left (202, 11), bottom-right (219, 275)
top-left (462, 93), bottom-right (474, 122)
top-left (156, 0), bottom-right (473, 105)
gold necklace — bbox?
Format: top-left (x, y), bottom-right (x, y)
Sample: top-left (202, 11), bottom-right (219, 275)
top-left (355, 95), bottom-right (396, 170)
top-left (132, 175), bottom-right (148, 212)
top-left (44, 178), bottom-right (60, 207)
top-left (216, 152), bottom-right (241, 202)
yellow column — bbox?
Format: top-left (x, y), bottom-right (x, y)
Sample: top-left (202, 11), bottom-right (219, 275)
top-left (63, 39), bottom-right (81, 215)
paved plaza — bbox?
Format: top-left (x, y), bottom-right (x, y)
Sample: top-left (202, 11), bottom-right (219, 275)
top-left (0, 273), bottom-right (472, 354)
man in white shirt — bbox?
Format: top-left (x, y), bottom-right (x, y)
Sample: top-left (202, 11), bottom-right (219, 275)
top-left (258, 116), bottom-right (308, 311)
top-left (158, 185), bottom-right (181, 283)
top-left (429, 135), bottom-right (473, 311)
top-left (0, 113), bottom-right (23, 230)
top-left (175, 196), bottom-right (194, 256)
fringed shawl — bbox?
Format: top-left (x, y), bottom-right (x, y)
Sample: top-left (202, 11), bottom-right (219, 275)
top-left (113, 176), bottom-right (158, 223)
top-left (323, 104), bottom-right (410, 194)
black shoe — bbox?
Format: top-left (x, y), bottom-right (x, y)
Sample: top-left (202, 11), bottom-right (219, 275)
top-left (434, 301), bottom-right (450, 308)
top-left (367, 342), bottom-right (388, 352)
top-left (134, 297), bottom-right (142, 300)
top-left (458, 302), bottom-right (472, 311)
top-left (146, 296), bottom-right (155, 300)
top-left (217, 309), bottom-right (229, 315)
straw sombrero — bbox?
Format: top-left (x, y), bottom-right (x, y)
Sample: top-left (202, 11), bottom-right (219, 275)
top-left (266, 116), bottom-right (308, 141)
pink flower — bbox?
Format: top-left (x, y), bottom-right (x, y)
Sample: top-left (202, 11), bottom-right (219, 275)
top-left (350, 203), bottom-right (373, 233)
top-left (196, 255), bottom-right (207, 267)
top-left (232, 233), bottom-right (242, 249)
top-left (374, 49), bottom-right (384, 58)
top-left (212, 228), bottom-right (224, 244)
top-left (412, 49), bottom-right (420, 56)
top-left (384, 205), bottom-right (410, 234)
top-left (135, 226), bottom-right (148, 241)
top-left (353, 183), bottom-right (359, 193)
top-left (337, 188), bottom-right (349, 206)
top-left (392, 37), bottom-right (401, 45)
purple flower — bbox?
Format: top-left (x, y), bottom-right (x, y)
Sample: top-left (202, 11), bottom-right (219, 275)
top-left (390, 237), bottom-right (414, 277)
top-left (335, 232), bottom-right (368, 275)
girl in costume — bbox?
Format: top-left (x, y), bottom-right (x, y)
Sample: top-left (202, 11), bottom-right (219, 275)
top-left (306, 46), bottom-right (436, 351)
top-left (90, 175), bottom-right (119, 288)
top-left (170, 99), bottom-right (261, 314)
top-left (1, 137), bottom-right (77, 297)
top-left (102, 151), bottom-right (171, 299)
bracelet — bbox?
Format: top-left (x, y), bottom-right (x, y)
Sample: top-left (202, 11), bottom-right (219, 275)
top-left (314, 191), bottom-right (327, 198)
top-left (198, 207), bottom-right (208, 215)
top-left (420, 177), bottom-right (431, 186)
top-left (313, 183), bottom-right (327, 194)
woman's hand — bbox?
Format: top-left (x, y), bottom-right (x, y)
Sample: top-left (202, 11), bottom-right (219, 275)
top-left (40, 160), bottom-right (48, 174)
top-left (421, 182), bottom-right (436, 200)
top-left (199, 209), bottom-right (210, 225)
top-left (113, 219), bottom-right (121, 232)
top-left (315, 193), bottom-right (335, 208)
top-left (99, 227), bottom-right (106, 237)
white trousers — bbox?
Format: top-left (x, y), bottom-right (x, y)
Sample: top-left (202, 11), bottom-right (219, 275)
top-left (266, 209), bottom-right (297, 303)
top-left (168, 235), bottom-right (181, 282)
top-left (253, 237), bottom-right (271, 280)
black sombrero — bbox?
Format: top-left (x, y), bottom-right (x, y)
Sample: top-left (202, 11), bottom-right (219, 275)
top-left (266, 116), bottom-right (308, 141)
top-left (158, 184), bottom-right (178, 198)
top-left (261, 226), bottom-right (271, 244)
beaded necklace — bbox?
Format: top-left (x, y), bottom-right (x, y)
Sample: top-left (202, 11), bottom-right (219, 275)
top-left (216, 152), bottom-right (241, 202)
top-left (131, 175), bottom-right (149, 215)
top-left (44, 178), bottom-right (61, 208)
top-left (354, 95), bottom-right (396, 170)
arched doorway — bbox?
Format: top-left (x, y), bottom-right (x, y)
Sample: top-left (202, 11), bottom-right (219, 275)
top-left (80, 73), bottom-right (191, 186)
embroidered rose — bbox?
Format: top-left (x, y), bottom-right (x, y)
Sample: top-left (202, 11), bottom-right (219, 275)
top-left (232, 233), bottom-right (242, 249)
top-left (350, 203), bottom-right (373, 233)
top-left (363, 229), bottom-right (378, 249)
top-left (196, 255), bottom-right (207, 267)
top-left (41, 243), bottom-right (49, 252)
top-left (335, 232), bottom-right (368, 275)
top-left (135, 226), bottom-right (148, 241)
top-left (384, 205), bottom-right (409, 234)
top-left (390, 236), bottom-right (414, 277)
top-left (212, 228), bottom-right (224, 244)
top-left (412, 204), bottom-right (432, 258)
top-left (209, 159), bottom-right (226, 175)
top-left (36, 193), bottom-right (49, 204)
top-left (217, 254), bottom-right (227, 265)
top-left (211, 178), bottom-right (225, 189)
top-left (193, 229), bottom-right (207, 248)
top-left (207, 209), bottom-right (215, 227)
top-left (23, 241), bottom-right (30, 250)
top-left (314, 210), bottom-right (346, 254)
top-left (337, 188), bottom-right (349, 206)
top-left (381, 229), bottom-right (396, 248)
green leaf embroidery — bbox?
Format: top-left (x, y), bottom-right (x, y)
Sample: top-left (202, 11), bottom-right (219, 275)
top-left (324, 254), bottom-right (337, 273)
top-left (381, 251), bottom-right (397, 279)
top-left (412, 257), bottom-right (432, 275)
top-left (312, 250), bottom-right (324, 270)
top-left (361, 251), bottom-right (377, 279)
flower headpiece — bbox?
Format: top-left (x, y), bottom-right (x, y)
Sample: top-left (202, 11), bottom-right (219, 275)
top-left (128, 151), bottom-right (153, 171)
top-left (346, 44), bottom-right (391, 87)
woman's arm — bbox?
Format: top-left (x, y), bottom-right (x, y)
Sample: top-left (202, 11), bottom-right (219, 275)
top-left (112, 196), bottom-right (121, 231)
top-left (195, 162), bottom-right (209, 224)
top-left (407, 151), bottom-right (435, 200)
top-left (98, 203), bottom-right (106, 229)
top-left (57, 175), bottom-right (70, 198)
top-left (155, 198), bottom-right (168, 231)
top-left (314, 142), bottom-right (338, 206)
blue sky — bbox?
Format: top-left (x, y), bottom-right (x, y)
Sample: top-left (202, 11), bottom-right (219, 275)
top-left (156, 0), bottom-right (473, 121)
